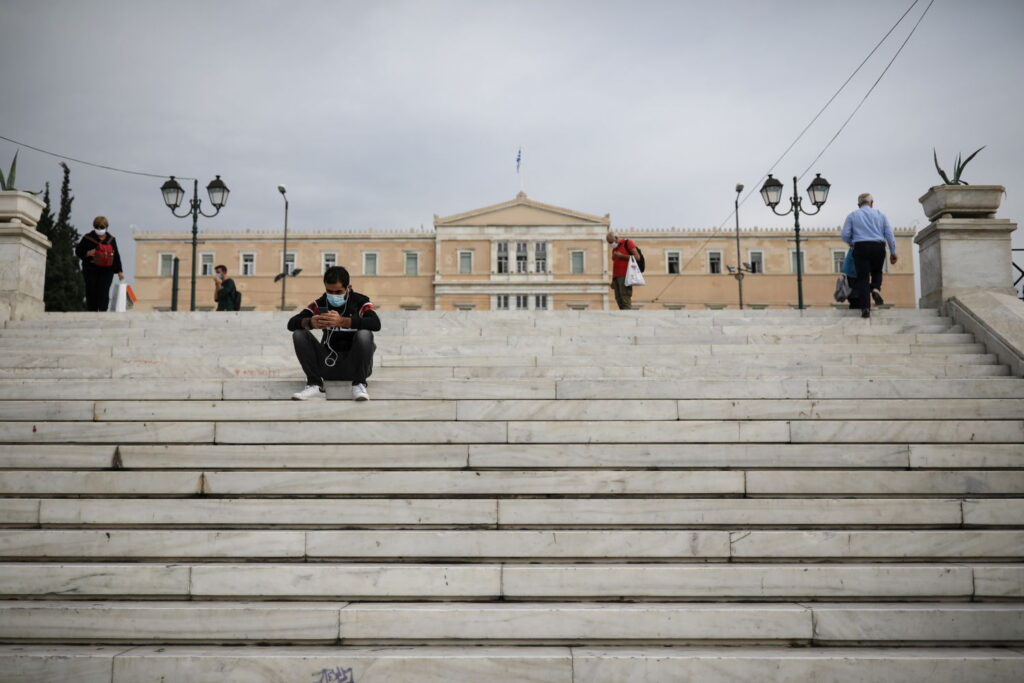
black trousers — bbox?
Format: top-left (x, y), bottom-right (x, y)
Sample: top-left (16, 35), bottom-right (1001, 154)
top-left (292, 329), bottom-right (374, 387)
top-left (83, 270), bottom-right (114, 312)
top-left (852, 242), bottom-right (886, 311)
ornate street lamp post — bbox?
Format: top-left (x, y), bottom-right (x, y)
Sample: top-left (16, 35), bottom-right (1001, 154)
top-left (733, 183), bottom-right (745, 310)
top-left (160, 175), bottom-right (229, 311)
top-left (278, 185), bottom-right (289, 311)
top-left (758, 173), bottom-right (831, 309)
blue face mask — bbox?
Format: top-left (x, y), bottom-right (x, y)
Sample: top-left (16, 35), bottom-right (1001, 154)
top-left (326, 292), bottom-right (346, 308)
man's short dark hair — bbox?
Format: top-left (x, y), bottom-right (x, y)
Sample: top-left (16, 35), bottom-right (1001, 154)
top-left (324, 266), bottom-right (350, 287)
top-left (215, 264), bottom-right (227, 272)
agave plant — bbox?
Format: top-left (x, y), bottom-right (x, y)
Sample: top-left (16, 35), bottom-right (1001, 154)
top-left (0, 150), bottom-right (16, 191)
top-left (933, 146), bottom-right (984, 185)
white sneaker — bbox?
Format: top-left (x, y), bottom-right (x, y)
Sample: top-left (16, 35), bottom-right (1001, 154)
top-left (292, 384), bottom-right (325, 401)
top-left (352, 383), bottom-right (369, 401)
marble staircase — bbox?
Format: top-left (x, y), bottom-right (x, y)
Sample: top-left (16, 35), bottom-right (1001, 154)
top-left (0, 309), bottom-right (1022, 681)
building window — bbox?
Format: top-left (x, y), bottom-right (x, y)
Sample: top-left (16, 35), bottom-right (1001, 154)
top-left (158, 253), bottom-right (175, 277)
top-left (570, 250), bottom-right (585, 274)
top-left (535, 242), bottom-right (548, 273)
top-left (363, 252), bottom-right (378, 276)
top-left (455, 303), bottom-right (475, 311)
top-left (515, 294), bottom-right (529, 310)
top-left (516, 242), bottom-right (528, 273)
top-left (534, 294), bottom-right (549, 310)
top-left (458, 250), bottom-right (473, 275)
top-left (282, 251), bottom-right (296, 276)
top-left (790, 249), bottom-right (806, 274)
top-left (495, 295), bottom-right (509, 310)
top-left (832, 249), bottom-right (847, 274)
top-left (240, 252), bottom-right (256, 276)
top-left (200, 252), bottom-right (214, 276)
top-left (748, 250), bottom-right (764, 274)
top-left (322, 252), bottom-right (337, 273)
top-left (497, 242), bottom-right (509, 274)
top-left (405, 252), bottom-right (419, 276)
top-left (708, 250), bottom-right (723, 274)
top-left (666, 250), bottom-right (681, 274)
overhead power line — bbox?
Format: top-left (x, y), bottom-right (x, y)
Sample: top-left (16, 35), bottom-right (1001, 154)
top-left (798, 0), bottom-right (936, 180)
top-left (0, 133), bottom-right (192, 181)
top-left (651, 0), bottom-right (930, 303)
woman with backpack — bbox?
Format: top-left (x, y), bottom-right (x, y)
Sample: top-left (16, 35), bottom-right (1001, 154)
top-left (76, 216), bottom-right (125, 312)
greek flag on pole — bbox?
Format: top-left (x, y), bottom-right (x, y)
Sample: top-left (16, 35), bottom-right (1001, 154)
top-left (516, 148), bottom-right (521, 173)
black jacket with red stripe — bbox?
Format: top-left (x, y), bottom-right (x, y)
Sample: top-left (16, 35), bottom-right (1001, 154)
top-left (286, 291), bottom-right (381, 351)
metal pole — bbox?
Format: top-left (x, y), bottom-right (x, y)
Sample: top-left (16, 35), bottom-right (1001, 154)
top-left (171, 257), bottom-right (180, 311)
top-left (792, 176), bottom-right (804, 310)
top-left (189, 179), bottom-right (199, 312)
top-left (734, 190), bottom-right (744, 310)
top-left (280, 196), bottom-right (289, 311)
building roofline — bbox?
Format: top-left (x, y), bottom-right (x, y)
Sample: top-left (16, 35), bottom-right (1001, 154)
top-left (434, 191), bottom-right (610, 227)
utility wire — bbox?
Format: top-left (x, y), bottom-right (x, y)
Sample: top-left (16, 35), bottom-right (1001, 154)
top-left (798, 0), bottom-right (935, 180)
top-left (0, 133), bottom-right (192, 181)
top-left (650, 0), bottom-right (925, 303)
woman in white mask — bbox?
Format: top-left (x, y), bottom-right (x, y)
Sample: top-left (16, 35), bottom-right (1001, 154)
top-left (75, 216), bottom-right (125, 311)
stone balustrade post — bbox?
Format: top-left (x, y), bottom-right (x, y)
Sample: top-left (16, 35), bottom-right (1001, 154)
top-left (0, 192), bottom-right (50, 321)
top-left (914, 185), bottom-right (1018, 310)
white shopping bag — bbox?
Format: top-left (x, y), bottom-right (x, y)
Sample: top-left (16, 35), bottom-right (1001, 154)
top-left (113, 282), bottom-right (129, 312)
top-left (624, 256), bottom-right (646, 287)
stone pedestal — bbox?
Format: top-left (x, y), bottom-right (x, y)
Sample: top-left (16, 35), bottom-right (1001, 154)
top-left (0, 192), bottom-right (50, 321)
top-left (914, 185), bottom-right (1017, 310)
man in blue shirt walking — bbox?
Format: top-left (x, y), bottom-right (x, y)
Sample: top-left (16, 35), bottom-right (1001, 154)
top-left (841, 193), bottom-right (898, 318)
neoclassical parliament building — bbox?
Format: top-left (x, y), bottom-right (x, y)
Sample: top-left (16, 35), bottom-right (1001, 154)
top-left (132, 192), bottom-right (916, 311)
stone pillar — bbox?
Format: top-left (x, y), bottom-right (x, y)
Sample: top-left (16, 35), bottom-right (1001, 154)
top-left (914, 185), bottom-right (1017, 310)
top-left (0, 192), bottom-right (50, 321)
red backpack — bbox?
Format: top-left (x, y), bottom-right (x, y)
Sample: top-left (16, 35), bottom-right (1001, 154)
top-left (93, 241), bottom-right (114, 267)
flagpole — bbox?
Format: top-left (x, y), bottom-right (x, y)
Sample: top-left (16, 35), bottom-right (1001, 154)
top-left (516, 148), bottom-right (524, 194)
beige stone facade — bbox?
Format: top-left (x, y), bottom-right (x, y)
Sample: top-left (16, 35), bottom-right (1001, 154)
top-left (132, 193), bottom-right (916, 311)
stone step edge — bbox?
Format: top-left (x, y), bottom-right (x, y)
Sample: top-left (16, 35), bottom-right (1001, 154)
top-left (0, 562), bottom-right (1019, 600)
top-left (0, 644), bottom-right (1020, 683)
top-left (1, 601), bottom-right (1022, 645)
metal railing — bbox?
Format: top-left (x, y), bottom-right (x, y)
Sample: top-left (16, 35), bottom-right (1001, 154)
top-left (1014, 249), bottom-right (1024, 300)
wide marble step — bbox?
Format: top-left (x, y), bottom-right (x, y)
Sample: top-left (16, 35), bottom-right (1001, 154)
top-left (4, 418), bottom-right (1021, 444)
top-left (2, 563), bottom-right (1018, 600)
top-left (4, 644), bottom-right (1023, 683)
top-left (3, 600), bottom-right (1020, 645)
top-left (3, 528), bottom-right (1021, 561)
top-left (2, 468), bottom-right (1022, 496)
top-left (3, 442), bottom-right (1019, 471)
top-left (4, 398), bottom-right (1021, 422)
top-left (7, 498), bottom-right (1019, 533)
top-left (6, 377), bottom-right (1022, 400)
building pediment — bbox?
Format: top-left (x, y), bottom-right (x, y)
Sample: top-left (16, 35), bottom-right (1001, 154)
top-left (435, 192), bottom-right (610, 227)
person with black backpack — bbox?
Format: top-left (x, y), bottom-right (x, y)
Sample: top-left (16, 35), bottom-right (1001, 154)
top-left (212, 264), bottom-right (241, 311)
top-left (606, 231), bottom-right (643, 310)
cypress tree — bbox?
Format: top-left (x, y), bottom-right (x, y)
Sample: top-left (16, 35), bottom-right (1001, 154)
top-left (37, 163), bottom-right (86, 311)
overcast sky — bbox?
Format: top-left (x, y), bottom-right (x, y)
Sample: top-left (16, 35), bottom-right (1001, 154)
top-left (2, 0), bottom-right (1022, 284)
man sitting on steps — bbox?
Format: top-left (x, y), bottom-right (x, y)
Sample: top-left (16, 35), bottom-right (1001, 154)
top-left (287, 266), bottom-right (380, 401)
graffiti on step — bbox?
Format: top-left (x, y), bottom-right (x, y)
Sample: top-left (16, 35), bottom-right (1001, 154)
top-left (312, 667), bottom-right (355, 683)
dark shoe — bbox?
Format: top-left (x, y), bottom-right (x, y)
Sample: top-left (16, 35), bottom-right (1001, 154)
top-left (861, 308), bottom-right (870, 319)
top-left (871, 289), bottom-right (884, 306)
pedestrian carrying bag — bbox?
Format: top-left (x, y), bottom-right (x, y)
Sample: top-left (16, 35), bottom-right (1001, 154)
top-left (625, 256), bottom-right (646, 287)
top-left (834, 274), bottom-right (852, 302)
